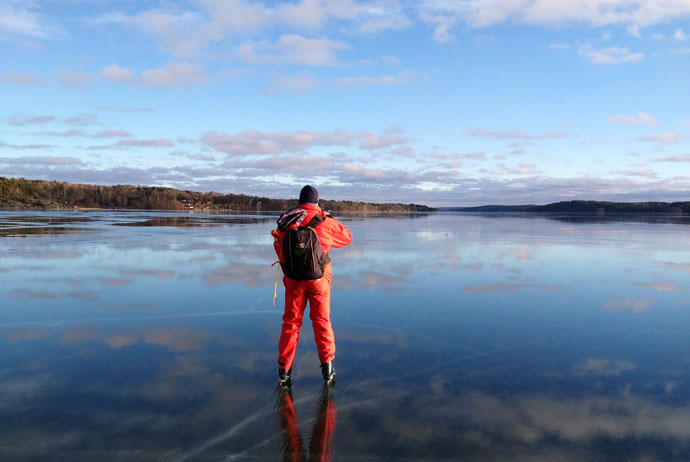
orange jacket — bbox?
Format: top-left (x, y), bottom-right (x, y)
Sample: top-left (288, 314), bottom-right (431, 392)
top-left (271, 203), bottom-right (352, 264)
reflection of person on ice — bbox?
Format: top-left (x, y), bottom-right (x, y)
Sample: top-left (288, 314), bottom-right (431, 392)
top-left (271, 185), bottom-right (353, 387)
top-left (276, 386), bottom-right (337, 462)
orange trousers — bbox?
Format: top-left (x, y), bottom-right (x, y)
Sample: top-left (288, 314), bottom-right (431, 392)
top-left (278, 265), bottom-right (335, 370)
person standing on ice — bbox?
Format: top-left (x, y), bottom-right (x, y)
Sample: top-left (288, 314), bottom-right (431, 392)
top-left (271, 185), bottom-right (352, 387)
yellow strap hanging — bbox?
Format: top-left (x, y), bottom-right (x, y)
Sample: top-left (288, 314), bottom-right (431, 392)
top-left (272, 261), bottom-right (280, 307)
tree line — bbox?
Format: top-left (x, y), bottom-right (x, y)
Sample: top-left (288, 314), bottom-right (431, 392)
top-left (0, 177), bottom-right (435, 212)
top-left (446, 200), bottom-right (689, 214)
top-left (527, 200), bottom-right (690, 214)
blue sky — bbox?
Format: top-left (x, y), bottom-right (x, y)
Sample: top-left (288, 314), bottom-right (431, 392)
top-left (1, 0), bottom-right (689, 206)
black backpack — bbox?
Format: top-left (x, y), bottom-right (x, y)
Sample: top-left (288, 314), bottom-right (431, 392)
top-left (278, 210), bottom-right (330, 280)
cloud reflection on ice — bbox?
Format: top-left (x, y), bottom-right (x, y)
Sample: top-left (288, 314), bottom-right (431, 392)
top-left (2, 210), bottom-right (690, 459)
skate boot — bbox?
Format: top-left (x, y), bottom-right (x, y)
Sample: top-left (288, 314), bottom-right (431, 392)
top-left (278, 367), bottom-right (292, 388)
top-left (321, 361), bottom-right (335, 385)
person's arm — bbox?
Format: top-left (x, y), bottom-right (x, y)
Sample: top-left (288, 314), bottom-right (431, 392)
top-left (324, 217), bottom-right (352, 248)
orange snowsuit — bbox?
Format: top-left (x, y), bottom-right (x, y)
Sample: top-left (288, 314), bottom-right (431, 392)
top-left (271, 203), bottom-right (352, 370)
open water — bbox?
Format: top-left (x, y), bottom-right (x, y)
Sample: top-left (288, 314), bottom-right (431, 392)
top-left (1, 210), bottom-right (690, 461)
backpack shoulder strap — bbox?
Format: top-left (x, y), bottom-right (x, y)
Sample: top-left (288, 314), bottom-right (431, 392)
top-left (302, 213), bottom-right (324, 229)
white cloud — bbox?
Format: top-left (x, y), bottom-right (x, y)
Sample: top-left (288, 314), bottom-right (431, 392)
top-left (97, 104), bottom-right (154, 113)
top-left (65, 114), bottom-right (100, 127)
top-left (273, 0), bottom-right (326, 29)
top-left (53, 63), bottom-right (212, 89)
top-left (466, 128), bottom-right (571, 140)
top-left (269, 70), bottom-right (410, 93)
top-left (94, 63), bottom-right (212, 88)
top-left (415, 1), bottom-right (690, 46)
top-left (28, 129), bottom-right (87, 138)
top-left (6, 114), bottom-right (55, 126)
top-left (637, 132), bottom-right (686, 144)
top-left (117, 138), bottom-right (174, 147)
top-left (269, 73), bottom-right (321, 93)
top-left (95, 130), bottom-right (133, 139)
top-left (674, 28), bottom-right (688, 41)
top-left (202, 128), bottom-right (408, 156)
top-left (140, 62), bottom-right (209, 88)
top-left (97, 9), bottom-right (212, 58)
top-left (465, 152), bottom-right (486, 160)
top-left (671, 47), bottom-right (690, 55)
top-left (656, 154), bottom-right (690, 162)
top-left (0, 141), bottom-right (54, 150)
top-left (626, 24), bottom-right (641, 38)
top-left (418, 7), bottom-right (461, 44)
top-left (418, 0), bottom-right (690, 32)
top-left (351, 13), bottom-right (412, 35)
top-left (322, 0), bottom-right (413, 36)
top-left (501, 160), bottom-right (539, 175)
top-left (0, 1), bottom-right (58, 39)
top-left (608, 112), bottom-right (658, 126)
top-left (578, 44), bottom-right (643, 64)
top-left (219, 153), bottom-right (345, 177)
top-left (90, 1), bottom-right (690, 56)
top-left (0, 156), bottom-right (82, 166)
top-left (432, 22), bottom-right (455, 43)
top-left (0, 71), bottom-right (45, 85)
top-left (57, 68), bottom-right (97, 88)
top-left (611, 169), bottom-right (658, 179)
top-left (334, 71), bottom-right (409, 86)
top-left (100, 65), bottom-right (136, 83)
top-left (341, 163), bottom-right (405, 182)
top-left (188, 153), bottom-right (216, 162)
top-left (97, 0), bottom-right (404, 58)
top-left (237, 34), bottom-right (350, 66)
top-left (358, 130), bottom-right (409, 150)
top-left (428, 152), bottom-right (457, 160)
top-left (335, 163), bottom-right (458, 185)
top-left (382, 55), bottom-right (401, 66)
top-left (548, 42), bottom-right (572, 50)
top-left (203, 129), bottom-right (353, 155)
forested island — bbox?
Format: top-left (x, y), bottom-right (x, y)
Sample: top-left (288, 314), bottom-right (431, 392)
top-left (443, 200), bottom-right (690, 214)
top-left (0, 177), bottom-right (434, 212)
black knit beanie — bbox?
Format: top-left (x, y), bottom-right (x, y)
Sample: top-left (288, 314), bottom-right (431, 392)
top-left (298, 185), bottom-right (318, 204)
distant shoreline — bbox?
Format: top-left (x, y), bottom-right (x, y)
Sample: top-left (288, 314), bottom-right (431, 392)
top-left (0, 176), bottom-right (434, 213)
top-left (439, 200), bottom-right (690, 215)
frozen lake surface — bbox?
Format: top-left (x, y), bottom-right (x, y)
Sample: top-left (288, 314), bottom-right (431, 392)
top-left (1, 210), bottom-right (690, 461)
